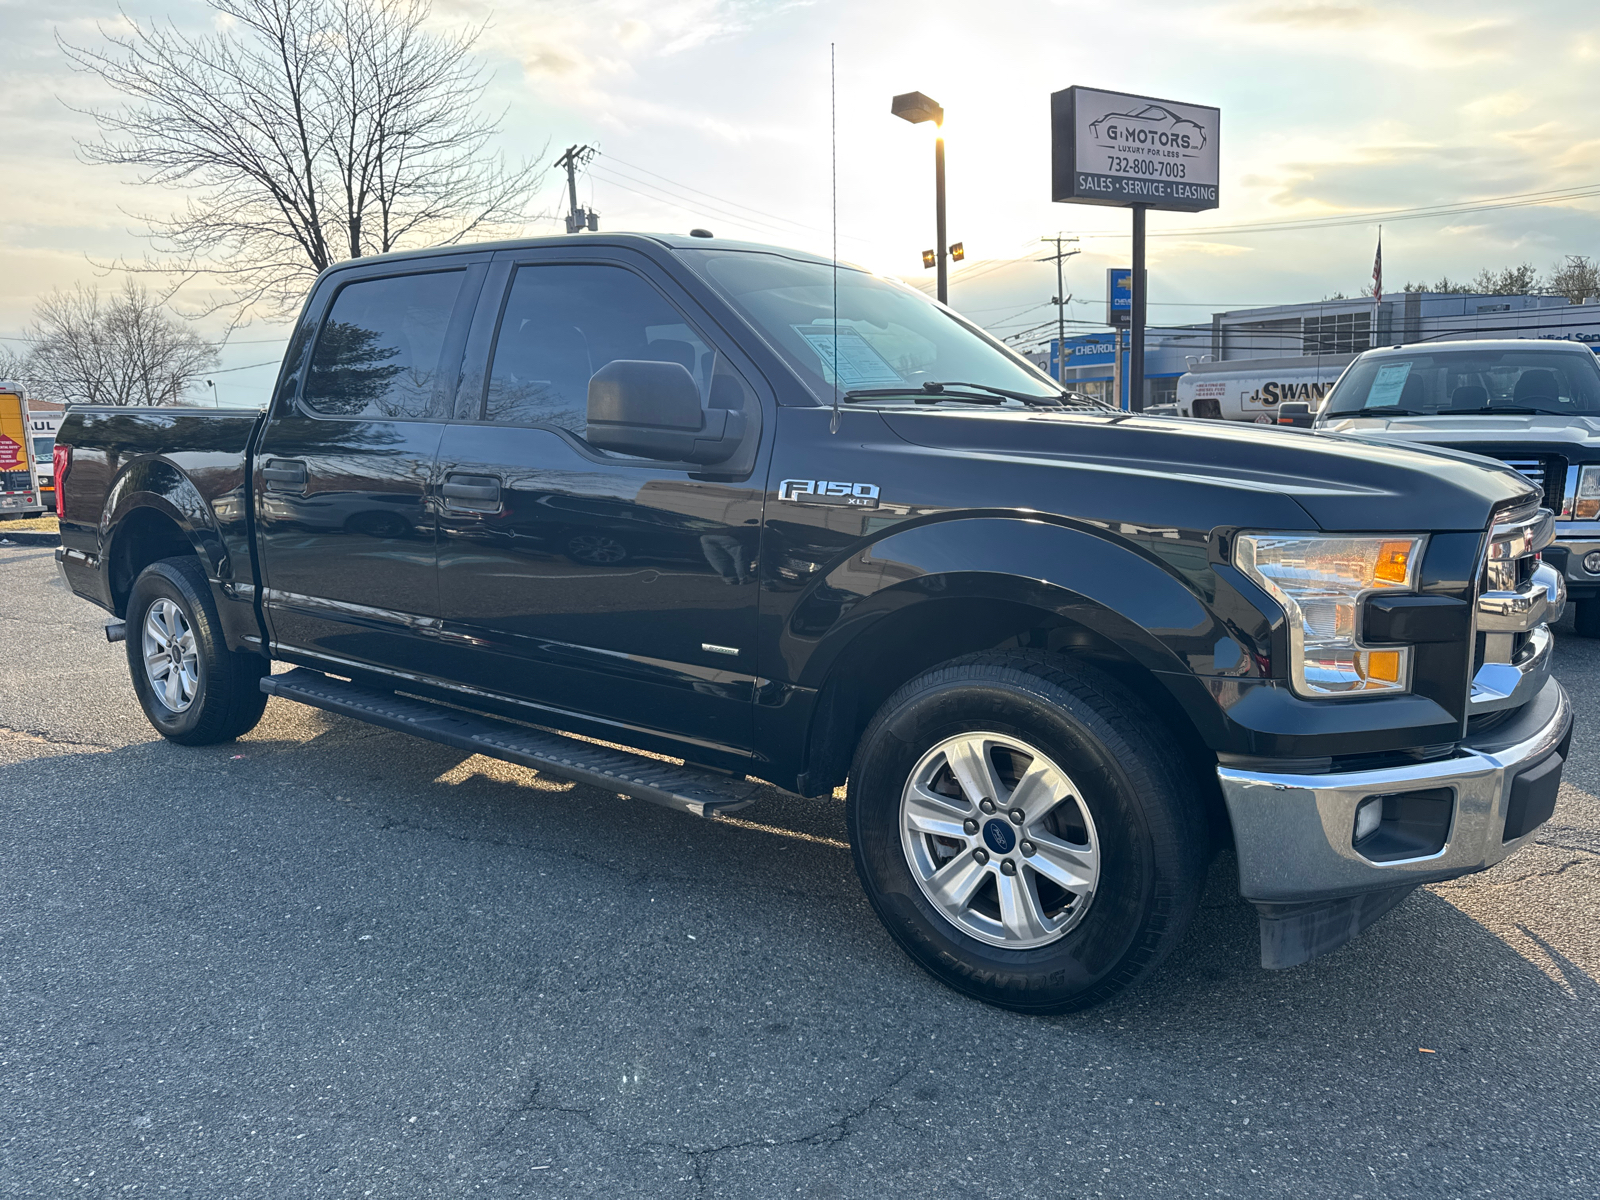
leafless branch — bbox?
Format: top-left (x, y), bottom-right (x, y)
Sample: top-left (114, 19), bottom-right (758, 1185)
top-left (22, 280), bottom-right (219, 406)
top-left (61, 0), bottom-right (543, 320)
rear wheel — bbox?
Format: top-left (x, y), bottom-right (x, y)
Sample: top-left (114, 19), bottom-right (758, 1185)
top-left (1574, 598), bottom-right (1600, 639)
top-left (847, 651), bottom-right (1207, 1013)
top-left (126, 556), bottom-right (269, 745)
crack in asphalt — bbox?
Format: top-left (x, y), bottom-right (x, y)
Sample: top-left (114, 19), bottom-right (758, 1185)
top-left (0, 724), bottom-right (113, 750)
top-left (482, 1066), bottom-right (913, 1195)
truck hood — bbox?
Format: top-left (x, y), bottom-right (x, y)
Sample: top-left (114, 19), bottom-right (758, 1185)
top-left (879, 409), bottom-right (1534, 532)
top-left (1317, 412), bottom-right (1600, 461)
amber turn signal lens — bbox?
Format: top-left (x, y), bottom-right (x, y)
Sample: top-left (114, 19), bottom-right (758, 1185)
top-left (1364, 650), bottom-right (1402, 683)
top-left (1373, 542), bottom-right (1412, 584)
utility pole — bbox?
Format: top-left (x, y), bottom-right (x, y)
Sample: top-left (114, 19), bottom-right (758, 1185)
top-left (554, 145), bottom-right (599, 233)
top-left (1038, 236), bottom-right (1080, 384)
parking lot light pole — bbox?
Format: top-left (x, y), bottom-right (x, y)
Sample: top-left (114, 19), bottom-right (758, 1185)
top-left (892, 91), bottom-right (948, 304)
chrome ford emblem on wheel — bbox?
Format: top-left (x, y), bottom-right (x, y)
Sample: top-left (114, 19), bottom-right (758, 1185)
top-left (899, 732), bottom-right (1100, 949)
top-left (142, 598), bottom-right (200, 713)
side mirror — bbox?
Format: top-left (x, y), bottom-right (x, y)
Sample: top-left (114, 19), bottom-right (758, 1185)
top-left (586, 359), bottom-right (746, 465)
top-left (1275, 402), bottom-right (1314, 428)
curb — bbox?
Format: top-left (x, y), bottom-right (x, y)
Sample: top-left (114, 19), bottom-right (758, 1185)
top-left (0, 532), bottom-right (61, 547)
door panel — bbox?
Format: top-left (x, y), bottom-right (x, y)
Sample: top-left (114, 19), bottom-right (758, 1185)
top-left (429, 254), bottom-right (770, 763)
top-left (256, 263), bottom-right (481, 676)
top-left (435, 424), bottom-right (763, 756)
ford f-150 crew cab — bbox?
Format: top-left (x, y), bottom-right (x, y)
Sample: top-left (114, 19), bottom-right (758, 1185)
top-left (54, 234), bottom-right (1575, 1012)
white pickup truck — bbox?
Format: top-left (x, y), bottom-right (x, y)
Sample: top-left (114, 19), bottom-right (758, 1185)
top-left (1316, 338), bottom-right (1600, 638)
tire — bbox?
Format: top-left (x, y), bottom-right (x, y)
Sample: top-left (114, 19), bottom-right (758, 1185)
top-left (1574, 598), bottom-right (1600, 639)
top-left (125, 556), bottom-right (269, 745)
top-left (847, 651), bottom-right (1207, 1014)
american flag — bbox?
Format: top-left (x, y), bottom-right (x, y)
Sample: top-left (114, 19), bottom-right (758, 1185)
top-left (1372, 227), bottom-right (1383, 303)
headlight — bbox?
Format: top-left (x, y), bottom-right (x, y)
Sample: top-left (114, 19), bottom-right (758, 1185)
top-left (1570, 465), bottom-right (1600, 520)
top-left (1235, 533), bottom-right (1426, 699)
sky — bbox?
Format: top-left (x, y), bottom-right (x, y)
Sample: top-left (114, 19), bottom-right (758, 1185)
top-left (3, 0), bottom-right (1599, 402)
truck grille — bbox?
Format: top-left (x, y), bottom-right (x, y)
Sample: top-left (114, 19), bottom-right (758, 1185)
top-left (1496, 456), bottom-right (1566, 514)
top-left (1471, 503), bottom-right (1561, 714)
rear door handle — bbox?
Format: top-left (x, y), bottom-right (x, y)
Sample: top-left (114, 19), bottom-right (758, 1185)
top-left (441, 474), bottom-right (501, 509)
top-left (262, 460), bottom-right (307, 491)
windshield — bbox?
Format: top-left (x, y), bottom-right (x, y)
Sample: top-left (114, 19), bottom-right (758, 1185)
top-left (1322, 346), bottom-right (1600, 417)
top-left (677, 248), bottom-right (1059, 403)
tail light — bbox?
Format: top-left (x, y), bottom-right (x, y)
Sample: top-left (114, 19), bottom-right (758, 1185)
top-left (52, 443), bottom-right (70, 519)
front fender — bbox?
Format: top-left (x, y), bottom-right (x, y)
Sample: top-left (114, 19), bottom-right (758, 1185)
top-left (796, 515), bottom-right (1246, 679)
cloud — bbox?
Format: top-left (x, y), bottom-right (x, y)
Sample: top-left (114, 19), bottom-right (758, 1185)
top-left (1241, 3), bottom-right (1377, 29)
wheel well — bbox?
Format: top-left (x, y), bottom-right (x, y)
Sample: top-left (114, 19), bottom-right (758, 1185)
top-left (108, 507), bottom-right (197, 617)
top-left (803, 598), bottom-right (1228, 844)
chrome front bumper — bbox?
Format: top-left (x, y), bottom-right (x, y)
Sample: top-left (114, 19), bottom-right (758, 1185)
top-left (1218, 677), bottom-right (1572, 905)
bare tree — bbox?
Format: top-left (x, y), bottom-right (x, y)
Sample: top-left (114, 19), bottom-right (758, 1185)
top-left (25, 280), bottom-right (219, 406)
top-left (62, 0), bottom-right (541, 318)
top-left (1547, 255), bottom-right (1600, 305)
top-left (1470, 263), bottom-right (1543, 295)
top-left (0, 347), bottom-right (30, 390)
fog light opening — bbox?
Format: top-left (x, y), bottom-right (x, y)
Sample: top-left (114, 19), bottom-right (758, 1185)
top-left (1583, 550), bottom-right (1600, 575)
top-left (1353, 795), bottom-right (1385, 845)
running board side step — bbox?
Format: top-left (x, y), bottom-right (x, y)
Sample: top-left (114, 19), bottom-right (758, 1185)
top-left (261, 668), bottom-right (762, 817)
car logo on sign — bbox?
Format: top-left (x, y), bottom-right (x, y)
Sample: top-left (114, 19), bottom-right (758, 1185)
top-left (1088, 105), bottom-right (1207, 154)
top-left (778, 479), bottom-right (880, 508)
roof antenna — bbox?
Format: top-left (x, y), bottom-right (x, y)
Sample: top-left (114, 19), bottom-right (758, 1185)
top-left (830, 42), bottom-right (841, 435)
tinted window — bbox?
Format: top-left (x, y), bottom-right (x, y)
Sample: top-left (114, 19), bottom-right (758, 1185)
top-left (33, 437), bottom-right (53, 460)
top-left (1324, 347), bottom-right (1600, 416)
top-left (678, 248), bottom-right (1058, 404)
top-left (485, 264), bottom-right (727, 432)
top-left (303, 271), bottom-right (464, 419)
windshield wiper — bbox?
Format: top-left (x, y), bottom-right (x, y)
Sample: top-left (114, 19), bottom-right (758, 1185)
top-left (843, 381), bottom-right (1109, 410)
top-left (843, 387), bottom-right (1006, 406)
top-left (1342, 408), bottom-right (1433, 417)
top-left (1459, 405), bottom-right (1555, 415)
top-left (923, 381), bottom-right (1067, 408)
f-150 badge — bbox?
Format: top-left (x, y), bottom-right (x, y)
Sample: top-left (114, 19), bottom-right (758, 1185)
top-left (778, 479), bottom-right (880, 508)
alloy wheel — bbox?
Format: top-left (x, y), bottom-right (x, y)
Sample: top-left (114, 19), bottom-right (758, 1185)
top-left (899, 731), bottom-right (1100, 949)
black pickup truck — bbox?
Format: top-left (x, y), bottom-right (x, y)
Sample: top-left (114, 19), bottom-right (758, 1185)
top-left (55, 233), bottom-right (1574, 1012)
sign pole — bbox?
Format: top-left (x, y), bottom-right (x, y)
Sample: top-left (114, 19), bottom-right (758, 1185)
top-left (1129, 203), bottom-right (1147, 412)
top-left (935, 131), bottom-right (948, 305)
top-left (1112, 328), bottom-right (1124, 411)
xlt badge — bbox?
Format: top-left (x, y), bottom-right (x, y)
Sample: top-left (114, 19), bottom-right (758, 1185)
top-left (778, 479), bottom-right (880, 508)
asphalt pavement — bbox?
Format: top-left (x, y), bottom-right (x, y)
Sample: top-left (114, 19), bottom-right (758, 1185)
top-left (2, 541), bottom-right (1598, 1198)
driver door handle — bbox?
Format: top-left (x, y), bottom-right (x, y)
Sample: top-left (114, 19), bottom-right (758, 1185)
top-left (261, 459), bottom-right (307, 491)
top-left (441, 474), bottom-right (501, 510)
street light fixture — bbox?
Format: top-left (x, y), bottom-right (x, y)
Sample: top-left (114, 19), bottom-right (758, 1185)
top-left (892, 90), bottom-right (949, 305)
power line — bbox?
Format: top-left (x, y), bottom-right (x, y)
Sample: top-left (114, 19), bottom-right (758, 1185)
top-left (1074, 182), bottom-right (1600, 241)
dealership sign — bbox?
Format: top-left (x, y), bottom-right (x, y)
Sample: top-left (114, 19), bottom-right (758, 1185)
top-left (1051, 87), bottom-right (1220, 211)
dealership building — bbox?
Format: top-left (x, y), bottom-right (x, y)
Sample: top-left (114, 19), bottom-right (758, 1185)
top-left (1026, 291), bottom-right (1600, 408)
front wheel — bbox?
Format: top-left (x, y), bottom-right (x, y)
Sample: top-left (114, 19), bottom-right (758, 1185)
top-left (126, 556), bottom-right (269, 745)
top-left (847, 652), bottom-right (1207, 1013)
